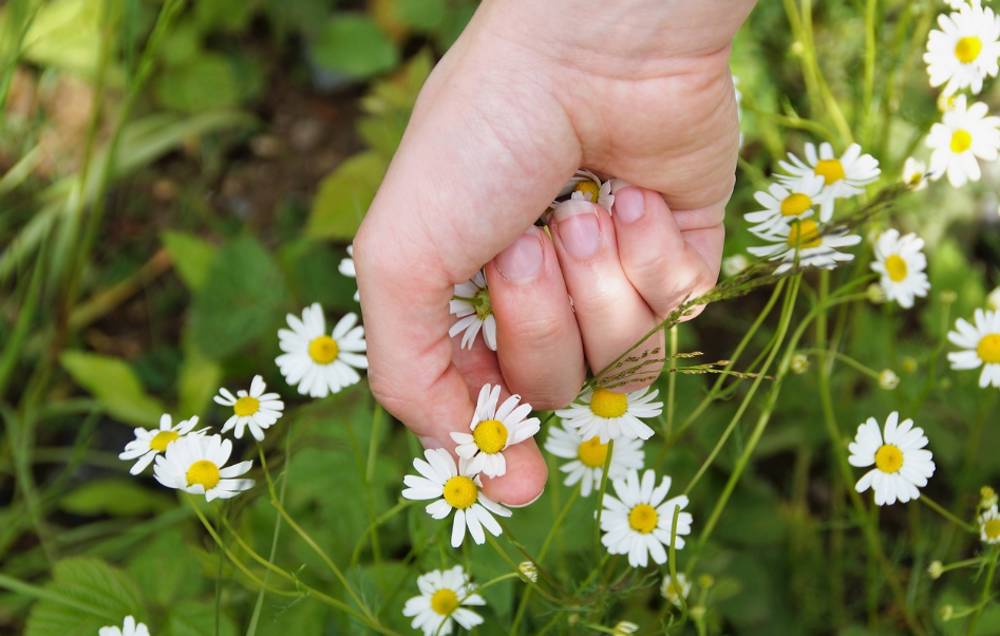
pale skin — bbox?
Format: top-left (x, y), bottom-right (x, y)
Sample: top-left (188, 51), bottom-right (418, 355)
top-left (354, 0), bottom-right (758, 506)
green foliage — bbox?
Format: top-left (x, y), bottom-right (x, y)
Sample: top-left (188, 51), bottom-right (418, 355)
top-left (306, 151), bottom-right (387, 240)
top-left (60, 478), bottom-right (174, 517)
top-left (60, 351), bottom-right (164, 426)
top-left (310, 14), bottom-right (398, 79)
top-left (162, 231), bottom-right (217, 292)
top-left (155, 53), bottom-right (243, 113)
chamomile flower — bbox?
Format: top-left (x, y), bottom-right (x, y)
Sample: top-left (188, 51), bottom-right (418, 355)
top-left (947, 308), bottom-right (1000, 388)
top-left (600, 469), bottom-right (692, 568)
top-left (611, 622), bottom-right (639, 636)
top-left (99, 616), bottom-right (149, 636)
top-left (871, 229), bottom-right (931, 309)
top-left (338, 245), bottom-right (359, 301)
top-left (544, 422), bottom-right (644, 496)
top-left (403, 565), bottom-right (485, 636)
top-left (902, 157), bottom-right (930, 191)
top-left (401, 448), bottom-right (512, 547)
top-left (988, 286), bottom-right (1000, 311)
top-left (212, 375), bottom-right (285, 441)
top-left (979, 505), bottom-right (1000, 544)
top-left (119, 413), bottom-right (201, 475)
top-left (660, 573), bottom-right (692, 608)
top-left (722, 253), bottom-right (750, 277)
top-left (450, 384), bottom-right (540, 478)
top-left (848, 412), bottom-right (936, 506)
top-left (924, 3), bottom-right (1000, 96)
top-left (275, 303), bottom-right (367, 398)
top-left (556, 386), bottom-right (663, 443)
top-left (777, 143), bottom-right (881, 211)
top-left (153, 433), bottom-right (254, 501)
top-left (927, 95), bottom-right (1000, 187)
top-left (449, 270), bottom-right (497, 351)
top-left (747, 219), bottom-right (862, 274)
top-left (744, 174), bottom-right (828, 235)
top-left (556, 169), bottom-right (621, 212)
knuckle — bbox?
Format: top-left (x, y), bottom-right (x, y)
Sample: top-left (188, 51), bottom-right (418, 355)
top-left (510, 314), bottom-right (565, 344)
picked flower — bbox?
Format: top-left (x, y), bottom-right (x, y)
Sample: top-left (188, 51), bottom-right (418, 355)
top-left (871, 229), bottom-right (931, 309)
top-left (902, 157), bottom-right (930, 191)
top-left (777, 142), bottom-right (880, 210)
top-left (927, 94), bottom-right (1000, 187)
top-left (449, 270), bottom-right (497, 351)
top-left (403, 565), bottom-right (485, 636)
top-left (119, 413), bottom-right (201, 475)
top-left (556, 386), bottom-right (663, 443)
top-left (99, 616), bottom-right (150, 636)
top-left (544, 422), bottom-right (644, 496)
top-left (153, 433), bottom-right (254, 501)
top-left (947, 308), bottom-right (1000, 388)
top-left (338, 245), bottom-right (359, 301)
top-left (924, 2), bottom-right (1000, 96)
top-left (611, 622), bottom-right (640, 636)
top-left (275, 303), bottom-right (368, 398)
top-left (660, 572), bottom-right (692, 608)
top-left (555, 168), bottom-right (623, 213)
top-left (744, 174), bottom-right (828, 235)
top-left (213, 375), bottom-right (284, 441)
top-left (747, 219), bottom-right (862, 274)
top-left (848, 411), bottom-right (935, 506)
top-left (600, 469), bottom-right (693, 568)
top-left (979, 505), bottom-right (1000, 544)
top-left (401, 448), bottom-right (512, 547)
top-left (450, 384), bottom-right (540, 478)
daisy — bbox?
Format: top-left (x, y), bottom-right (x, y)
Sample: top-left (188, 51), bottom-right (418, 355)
top-left (660, 572), bottom-right (692, 608)
top-left (987, 286), bottom-right (1000, 311)
top-left (722, 253), bottom-right (750, 277)
top-left (275, 303), bottom-right (368, 398)
top-left (544, 422), bottom-right (644, 496)
top-left (747, 219), bottom-right (862, 274)
top-left (338, 245), bottom-right (359, 301)
top-left (450, 384), bottom-right (540, 478)
top-left (213, 375), bottom-right (285, 441)
top-left (927, 95), bottom-right (1000, 187)
top-left (600, 469), bottom-right (693, 568)
top-left (924, 2), bottom-right (1000, 96)
top-left (555, 386), bottom-right (663, 443)
top-left (401, 448), bottom-right (512, 547)
top-left (555, 168), bottom-right (623, 213)
top-left (980, 505), bottom-right (1000, 544)
top-left (870, 229), bottom-right (931, 309)
top-left (612, 622), bottom-right (639, 636)
top-left (947, 308), bottom-right (1000, 388)
top-left (403, 565), bottom-right (485, 636)
top-left (153, 433), bottom-right (254, 501)
top-left (119, 413), bottom-right (201, 475)
top-left (449, 270), bottom-right (497, 351)
top-left (848, 411), bottom-right (936, 506)
top-left (99, 616), bottom-right (150, 636)
top-left (744, 174), bottom-right (828, 235)
top-left (777, 143), bottom-right (880, 211)
top-left (902, 157), bottom-right (930, 191)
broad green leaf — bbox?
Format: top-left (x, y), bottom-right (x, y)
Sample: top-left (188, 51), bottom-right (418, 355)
top-left (176, 340), bottom-right (222, 416)
top-left (60, 351), bottom-right (163, 426)
top-left (162, 600), bottom-right (238, 636)
top-left (394, 0), bottom-right (447, 32)
top-left (162, 231), bottom-right (217, 291)
top-left (25, 558), bottom-right (146, 636)
top-left (306, 151), bottom-right (386, 241)
top-left (155, 54), bottom-right (242, 113)
top-left (60, 479), bottom-right (172, 517)
top-left (310, 14), bottom-right (398, 79)
top-left (126, 529), bottom-right (205, 607)
top-left (279, 238), bottom-right (358, 311)
top-left (18, 0), bottom-right (103, 77)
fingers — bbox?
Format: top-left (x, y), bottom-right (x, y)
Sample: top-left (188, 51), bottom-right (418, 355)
top-left (486, 226), bottom-right (586, 410)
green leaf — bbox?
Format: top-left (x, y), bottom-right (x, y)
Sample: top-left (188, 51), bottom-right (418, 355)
top-left (155, 54), bottom-right (242, 113)
top-left (177, 337), bottom-right (222, 415)
top-left (306, 151), bottom-right (386, 240)
top-left (163, 600), bottom-right (238, 636)
top-left (25, 558), bottom-right (146, 636)
top-left (394, 0), bottom-right (447, 32)
top-left (60, 351), bottom-right (164, 426)
top-left (18, 0), bottom-right (104, 77)
top-left (162, 231), bottom-right (217, 291)
top-left (60, 479), bottom-right (173, 517)
top-left (126, 529), bottom-right (205, 606)
top-left (189, 235), bottom-right (287, 359)
top-left (310, 14), bottom-right (398, 79)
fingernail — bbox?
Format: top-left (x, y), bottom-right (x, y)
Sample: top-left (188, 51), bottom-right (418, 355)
top-left (553, 200), bottom-right (600, 259)
top-left (614, 187), bottom-right (645, 224)
top-left (495, 227), bottom-right (543, 282)
top-left (507, 487), bottom-right (545, 508)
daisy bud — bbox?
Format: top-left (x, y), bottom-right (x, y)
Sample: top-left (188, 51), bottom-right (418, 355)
top-left (878, 369), bottom-right (900, 391)
top-left (612, 621), bottom-right (639, 636)
top-left (791, 353), bottom-right (810, 375)
top-left (987, 287), bottom-right (1000, 311)
top-left (901, 356), bottom-right (919, 374)
top-left (517, 561), bottom-right (538, 583)
top-left (866, 283), bottom-right (887, 304)
top-left (902, 157), bottom-right (928, 191)
top-left (928, 560), bottom-right (944, 579)
top-left (980, 486), bottom-right (998, 510)
top-left (940, 289), bottom-right (958, 304)
top-left (940, 605), bottom-right (955, 621)
top-left (722, 254), bottom-right (749, 277)
top-left (698, 574), bottom-right (715, 589)
top-left (689, 606), bottom-right (707, 621)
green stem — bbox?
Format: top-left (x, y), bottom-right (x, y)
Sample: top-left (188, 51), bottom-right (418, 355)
top-left (919, 496), bottom-right (976, 534)
top-left (966, 548), bottom-right (999, 636)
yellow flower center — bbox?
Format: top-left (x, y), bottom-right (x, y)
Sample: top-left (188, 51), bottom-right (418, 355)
top-left (814, 159), bottom-right (845, 185)
top-left (442, 476), bottom-right (477, 509)
top-left (472, 419), bottom-right (508, 454)
top-left (574, 180), bottom-right (601, 202)
top-left (149, 430), bottom-right (180, 452)
top-left (430, 588), bottom-right (459, 616)
top-left (577, 436), bottom-right (610, 468)
top-left (955, 36), bottom-right (983, 64)
top-left (977, 334), bottom-right (1000, 364)
top-left (786, 220), bottom-right (822, 250)
top-left (780, 192), bottom-right (813, 217)
top-left (985, 518), bottom-right (1000, 541)
top-left (663, 581), bottom-right (685, 602)
top-left (308, 335), bottom-right (339, 364)
top-left (233, 396), bottom-right (260, 417)
top-left (186, 459), bottom-right (221, 490)
top-left (472, 287), bottom-right (492, 321)
top-left (628, 503), bottom-right (658, 534)
top-left (951, 129), bottom-right (972, 154)
top-left (874, 444), bottom-right (903, 473)
top-left (884, 254), bottom-right (908, 283)
top-left (589, 388), bottom-right (628, 419)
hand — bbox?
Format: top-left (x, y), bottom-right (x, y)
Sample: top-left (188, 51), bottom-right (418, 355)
top-left (354, 0), bottom-right (755, 505)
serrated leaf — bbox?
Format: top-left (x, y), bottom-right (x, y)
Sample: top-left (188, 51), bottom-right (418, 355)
top-left (309, 14), bottom-right (398, 79)
top-left (162, 231), bottom-right (217, 291)
top-left (60, 478), bottom-right (173, 517)
top-left (163, 599), bottom-right (238, 636)
top-left (127, 529), bottom-right (205, 606)
top-left (306, 152), bottom-right (386, 241)
top-left (60, 351), bottom-right (164, 426)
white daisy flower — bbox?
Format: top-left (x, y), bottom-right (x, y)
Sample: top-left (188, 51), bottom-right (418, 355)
top-left (611, 622), bottom-right (640, 636)
top-left (777, 143), bottom-right (881, 211)
top-left (927, 95), bottom-right (1000, 187)
top-left (848, 411), bottom-right (936, 506)
top-left (99, 616), bottom-right (150, 636)
top-left (153, 433), bottom-right (254, 501)
top-left (980, 505), bottom-right (1000, 544)
top-left (450, 384), bottom-right (540, 478)
top-left (402, 565), bottom-right (485, 636)
top-left (947, 308), bottom-right (1000, 388)
top-left (118, 413), bottom-right (201, 475)
top-left (338, 245), bottom-right (359, 301)
top-left (924, 2), bottom-right (1000, 96)
top-left (744, 174), bottom-right (828, 235)
top-left (449, 270), bottom-right (497, 351)
top-left (275, 303), bottom-right (368, 398)
top-left (555, 386), bottom-right (663, 444)
top-left (556, 168), bottom-right (624, 213)
top-left (212, 375), bottom-right (285, 442)
top-left (544, 422), bottom-right (644, 497)
top-left (660, 572), bottom-right (692, 608)
top-left (722, 253), bottom-right (750, 277)
top-left (401, 448), bottom-right (512, 547)
top-left (600, 469), bottom-right (693, 568)
top-left (987, 286), bottom-right (1000, 311)
top-left (902, 157), bottom-right (930, 191)
top-left (747, 219), bottom-right (862, 274)
top-left (870, 229), bottom-right (931, 309)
